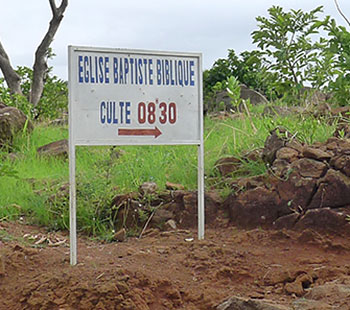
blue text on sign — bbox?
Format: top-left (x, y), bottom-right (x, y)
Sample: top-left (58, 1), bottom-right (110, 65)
top-left (78, 55), bottom-right (195, 87)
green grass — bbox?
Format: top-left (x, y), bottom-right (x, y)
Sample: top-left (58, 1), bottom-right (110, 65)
top-left (0, 110), bottom-right (337, 237)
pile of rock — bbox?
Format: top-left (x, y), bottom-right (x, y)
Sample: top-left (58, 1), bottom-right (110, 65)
top-left (223, 126), bottom-right (350, 235)
top-left (110, 182), bottom-right (222, 233)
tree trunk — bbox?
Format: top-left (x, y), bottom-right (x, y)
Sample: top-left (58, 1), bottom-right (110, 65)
top-left (0, 42), bottom-right (23, 95)
top-left (30, 0), bottom-right (68, 106)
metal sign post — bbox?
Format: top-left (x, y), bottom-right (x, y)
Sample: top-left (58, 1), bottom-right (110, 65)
top-left (68, 46), bottom-right (204, 265)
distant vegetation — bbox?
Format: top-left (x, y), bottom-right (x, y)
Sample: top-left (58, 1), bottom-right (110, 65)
top-left (204, 6), bottom-right (350, 108)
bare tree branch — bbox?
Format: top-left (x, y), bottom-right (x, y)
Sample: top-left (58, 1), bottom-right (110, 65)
top-left (0, 41), bottom-right (22, 95)
top-left (334, 0), bottom-right (350, 28)
top-left (30, 0), bottom-right (68, 106)
top-left (49, 0), bottom-right (58, 17)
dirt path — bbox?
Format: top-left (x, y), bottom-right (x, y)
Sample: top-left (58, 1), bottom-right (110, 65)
top-left (1, 221), bottom-right (350, 310)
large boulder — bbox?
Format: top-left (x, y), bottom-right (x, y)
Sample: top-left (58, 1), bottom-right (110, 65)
top-left (0, 106), bottom-right (34, 147)
top-left (210, 86), bottom-right (268, 113)
top-left (300, 87), bottom-right (329, 105)
top-left (240, 84), bottom-right (268, 105)
top-left (224, 187), bottom-right (289, 228)
top-left (37, 139), bottom-right (68, 157)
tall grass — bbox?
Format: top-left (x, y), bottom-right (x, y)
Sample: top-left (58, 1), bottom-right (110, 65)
top-left (0, 111), bottom-right (337, 236)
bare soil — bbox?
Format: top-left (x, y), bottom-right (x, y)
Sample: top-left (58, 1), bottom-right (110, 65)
top-left (1, 219), bottom-right (350, 310)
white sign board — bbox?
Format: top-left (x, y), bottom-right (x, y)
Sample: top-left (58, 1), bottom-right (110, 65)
top-left (68, 46), bottom-right (204, 265)
top-left (69, 46), bottom-right (202, 145)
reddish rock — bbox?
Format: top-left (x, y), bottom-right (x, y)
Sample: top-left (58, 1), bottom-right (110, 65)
top-left (290, 158), bottom-right (327, 179)
top-left (151, 209), bottom-right (174, 226)
top-left (302, 146), bottom-right (332, 161)
top-left (159, 191), bottom-right (221, 228)
top-left (273, 213), bottom-right (299, 230)
top-left (308, 169), bottom-right (350, 209)
top-left (330, 154), bottom-right (350, 177)
top-left (325, 137), bottom-right (350, 155)
top-left (284, 273), bottom-right (313, 297)
top-left (295, 208), bottom-right (350, 235)
top-left (224, 187), bottom-right (289, 228)
top-left (37, 139), bottom-right (68, 157)
top-left (243, 148), bottom-right (263, 162)
top-left (285, 140), bottom-right (304, 153)
top-left (262, 128), bottom-right (287, 165)
top-left (230, 174), bottom-right (268, 192)
top-left (270, 159), bottom-right (290, 178)
top-left (276, 147), bottom-right (300, 163)
top-left (110, 193), bottom-right (138, 208)
top-left (165, 182), bottom-right (185, 191)
top-left (215, 156), bottom-right (242, 176)
top-left (276, 171), bottom-right (317, 211)
top-left (110, 193), bottom-right (141, 230)
top-left (114, 228), bottom-right (126, 242)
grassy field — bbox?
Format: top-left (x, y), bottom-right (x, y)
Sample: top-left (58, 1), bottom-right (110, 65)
top-left (0, 109), bottom-right (337, 237)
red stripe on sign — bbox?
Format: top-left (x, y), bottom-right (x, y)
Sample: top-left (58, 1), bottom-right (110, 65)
top-left (118, 127), bottom-right (162, 138)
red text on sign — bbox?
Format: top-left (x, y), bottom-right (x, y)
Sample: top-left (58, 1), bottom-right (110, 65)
top-left (138, 101), bottom-right (177, 125)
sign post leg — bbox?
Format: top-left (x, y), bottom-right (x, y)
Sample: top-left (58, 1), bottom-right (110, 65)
top-left (69, 144), bottom-right (77, 265)
top-left (198, 143), bottom-right (205, 240)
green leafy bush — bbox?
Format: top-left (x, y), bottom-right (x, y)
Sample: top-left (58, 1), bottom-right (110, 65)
top-left (251, 6), bottom-right (325, 101)
top-left (323, 19), bottom-right (350, 105)
top-left (203, 49), bottom-right (273, 98)
top-left (0, 66), bottom-right (67, 120)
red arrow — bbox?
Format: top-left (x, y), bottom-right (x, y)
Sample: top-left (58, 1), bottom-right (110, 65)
top-left (118, 127), bottom-right (162, 138)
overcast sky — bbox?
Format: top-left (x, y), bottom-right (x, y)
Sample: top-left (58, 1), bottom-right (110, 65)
top-left (0, 0), bottom-right (349, 80)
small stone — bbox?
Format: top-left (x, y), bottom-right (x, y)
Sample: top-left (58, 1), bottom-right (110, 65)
top-left (152, 209), bottom-right (174, 226)
top-left (142, 228), bottom-right (160, 238)
top-left (114, 228), bottom-right (126, 242)
top-left (157, 247), bottom-right (169, 255)
top-left (139, 182), bottom-right (158, 195)
top-left (285, 281), bottom-right (304, 297)
top-left (284, 273), bottom-right (313, 297)
top-left (165, 219), bottom-right (177, 230)
top-left (165, 181), bottom-right (185, 190)
top-left (214, 156), bottom-right (242, 176)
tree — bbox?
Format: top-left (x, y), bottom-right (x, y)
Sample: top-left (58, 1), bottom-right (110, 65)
top-left (0, 0), bottom-right (68, 106)
top-left (203, 49), bottom-right (269, 98)
top-left (251, 6), bottom-right (324, 98)
top-left (323, 18), bottom-right (350, 105)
